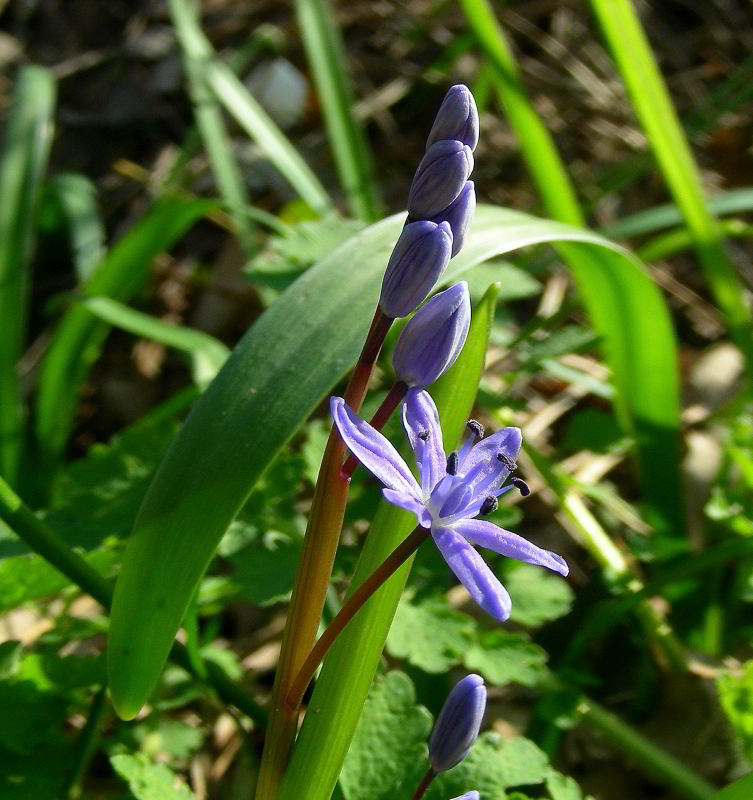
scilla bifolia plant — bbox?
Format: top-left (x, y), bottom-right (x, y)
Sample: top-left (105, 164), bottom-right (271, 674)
top-left (257, 84), bottom-right (567, 799)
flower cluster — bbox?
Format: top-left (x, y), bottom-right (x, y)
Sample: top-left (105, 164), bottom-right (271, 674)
top-left (379, 85), bottom-right (478, 319)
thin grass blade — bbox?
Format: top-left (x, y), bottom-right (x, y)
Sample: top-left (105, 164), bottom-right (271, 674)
top-left (295, 0), bottom-right (380, 221)
top-left (0, 65), bottom-right (56, 489)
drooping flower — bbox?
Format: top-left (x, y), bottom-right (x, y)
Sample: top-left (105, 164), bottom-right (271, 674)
top-left (330, 390), bottom-right (568, 621)
top-left (392, 282), bottom-right (471, 388)
top-left (429, 674), bottom-right (486, 773)
top-left (379, 221), bottom-right (453, 318)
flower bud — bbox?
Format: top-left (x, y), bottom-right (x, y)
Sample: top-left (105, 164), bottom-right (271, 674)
top-left (408, 140), bottom-right (474, 220)
top-left (449, 794), bottom-right (480, 800)
top-left (430, 181), bottom-right (475, 257)
top-left (426, 84), bottom-right (479, 151)
top-left (393, 282), bottom-right (470, 387)
top-left (429, 674), bottom-right (486, 773)
top-left (379, 221), bottom-right (453, 318)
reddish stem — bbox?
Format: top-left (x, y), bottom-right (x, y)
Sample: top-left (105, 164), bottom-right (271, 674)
top-left (411, 768), bottom-right (436, 800)
top-left (283, 524), bottom-right (429, 716)
top-left (341, 380), bottom-right (408, 479)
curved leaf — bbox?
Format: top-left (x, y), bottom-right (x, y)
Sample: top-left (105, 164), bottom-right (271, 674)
top-left (107, 205), bottom-right (681, 718)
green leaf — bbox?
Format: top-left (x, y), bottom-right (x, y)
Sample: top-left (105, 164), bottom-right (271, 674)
top-left (80, 296), bottom-right (230, 387)
top-left (281, 284), bottom-right (500, 800)
top-left (386, 596), bottom-right (475, 673)
top-left (503, 563), bottom-right (574, 627)
top-left (108, 205), bottom-right (681, 719)
top-left (710, 773), bottom-right (753, 800)
top-left (462, 259), bottom-right (541, 302)
top-left (0, 65), bottom-right (56, 487)
top-left (464, 630), bottom-right (549, 688)
top-left (429, 734), bottom-right (551, 800)
top-left (717, 660), bottom-right (753, 761)
top-left (339, 672), bottom-right (431, 800)
top-left (546, 770), bottom-right (596, 800)
top-left (110, 753), bottom-right (198, 800)
top-left (35, 195), bottom-right (214, 475)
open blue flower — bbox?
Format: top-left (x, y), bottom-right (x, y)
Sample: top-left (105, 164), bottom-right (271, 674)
top-left (331, 389), bottom-right (568, 621)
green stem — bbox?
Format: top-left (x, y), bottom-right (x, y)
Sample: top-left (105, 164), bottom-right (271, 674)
top-left (0, 474), bottom-right (267, 726)
top-left (284, 525), bottom-right (428, 714)
top-left (66, 687), bottom-right (107, 799)
top-left (577, 695), bottom-right (716, 800)
top-left (256, 307), bottom-right (393, 800)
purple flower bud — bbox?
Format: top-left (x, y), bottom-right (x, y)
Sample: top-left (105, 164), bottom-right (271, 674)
top-left (430, 181), bottom-right (475, 257)
top-left (408, 140), bottom-right (474, 220)
top-left (379, 221), bottom-right (453, 318)
top-left (450, 794), bottom-right (480, 800)
top-left (429, 674), bottom-right (486, 773)
top-left (393, 282), bottom-right (470, 387)
top-left (426, 84), bottom-right (480, 151)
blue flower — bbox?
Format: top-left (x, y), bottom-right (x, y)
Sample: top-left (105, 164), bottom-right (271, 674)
top-left (429, 674), bottom-right (486, 772)
top-left (330, 390), bottom-right (568, 621)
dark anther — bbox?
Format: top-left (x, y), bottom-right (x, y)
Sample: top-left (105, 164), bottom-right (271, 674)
top-left (446, 452), bottom-right (459, 476)
top-left (480, 495), bottom-right (498, 515)
top-left (511, 478), bottom-right (530, 497)
top-left (418, 429), bottom-right (430, 441)
top-left (496, 452), bottom-right (517, 471)
top-left (466, 419), bottom-right (484, 439)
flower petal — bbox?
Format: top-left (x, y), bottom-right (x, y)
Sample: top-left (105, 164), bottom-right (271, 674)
top-left (460, 427), bottom-right (523, 498)
top-left (330, 397), bottom-right (421, 498)
top-left (453, 518), bottom-right (569, 576)
top-left (382, 488), bottom-right (432, 527)
top-left (402, 388), bottom-right (446, 497)
top-left (432, 526), bottom-right (511, 621)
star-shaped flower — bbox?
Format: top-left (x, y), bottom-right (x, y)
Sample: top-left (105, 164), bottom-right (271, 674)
top-left (330, 388), bottom-right (568, 621)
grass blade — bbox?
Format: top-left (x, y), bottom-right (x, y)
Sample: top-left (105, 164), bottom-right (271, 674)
top-left (295, 0), bottom-right (380, 221)
top-left (460, 0), bottom-right (583, 226)
top-left (35, 196), bottom-right (215, 488)
top-left (106, 205), bottom-right (681, 719)
top-left (169, 0), bottom-right (256, 254)
top-left (589, 0), bottom-right (753, 370)
top-left (0, 65), bottom-right (55, 489)
top-left (46, 173), bottom-right (106, 283)
top-left (80, 297), bottom-right (229, 387)
top-left (279, 284), bottom-right (499, 800)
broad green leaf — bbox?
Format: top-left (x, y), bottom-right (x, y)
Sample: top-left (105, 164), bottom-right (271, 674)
top-left (429, 734), bottom-right (551, 800)
top-left (108, 205), bottom-right (681, 719)
top-left (281, 284), bottom-right (499, 800)
top-left (110, 753), bottom-right (198, 800)
top-left (503, 563), bottom-right (574, 627)
top-left (710, 773), bottom-right (753, 800)
top-left (462, 259), bottom-right (540, 302)
top-left (0, 65), bottom-right (55, 487)
top-left (80, 297), bottom-right (230, 387)
top-left (464, 630), bottom-right (549, 688)
top-left (339, 672), bottom-right (431, 800)
top-left (717, 661), bottom-right (753, 761)
top-left (386, 596), bottom-right (475, 673)
top-left (35, 195), bottom-right (214, 476)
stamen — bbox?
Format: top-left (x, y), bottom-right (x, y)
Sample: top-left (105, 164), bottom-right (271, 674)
top-left (511, 477), bottom-right (530, 496)
top-left (466, 419), bottom-right (484, 440)
top-left (446, 452), bottom-right (459, 476)
top-left (418, 429), bottom-right (430, 441)
top-left (479, 496), bottom-right (498, 515)
top-left (496, 452), bottom-right (517, 471)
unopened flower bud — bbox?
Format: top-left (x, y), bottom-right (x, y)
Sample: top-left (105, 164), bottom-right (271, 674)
top-left (429, 674), bottom-right (486, 773)
top-left (449, 794), bottom-right (480, 800)
top-left (408, 140), bottom-right (474, 220)
top-left (393, 282), bottom-right (470, 387)
top-left (426, 84), bottom-right (479, 151)
top-left (430, 181), bottom-right (475, 257)
top-left (379, 221), bottom-right (453, 318)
